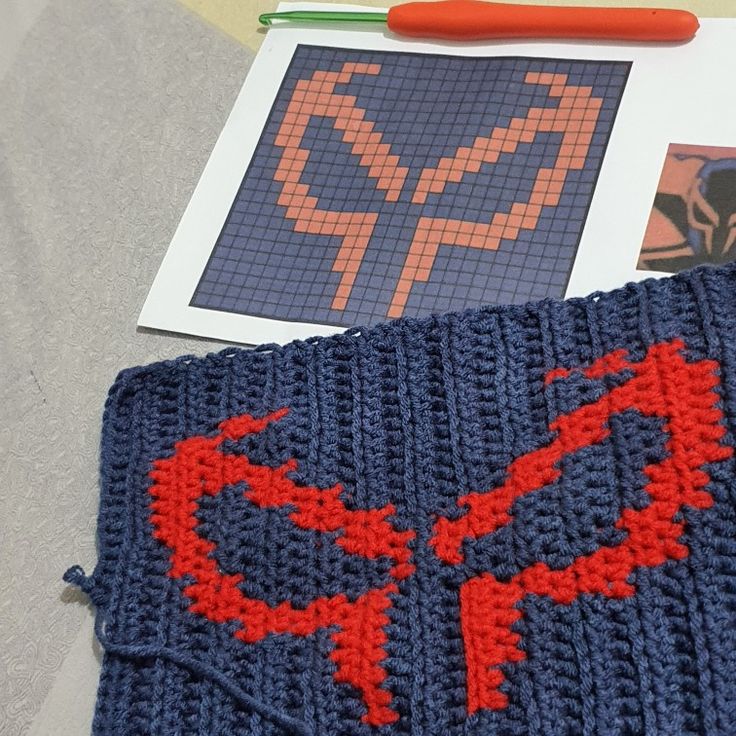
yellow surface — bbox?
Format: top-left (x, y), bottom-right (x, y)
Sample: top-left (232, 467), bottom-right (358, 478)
top-left (176, 0), bottom-right (735, 51)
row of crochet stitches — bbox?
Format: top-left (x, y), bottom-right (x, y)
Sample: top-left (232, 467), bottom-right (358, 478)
top-left (87, 264), bottom-right (736, 735)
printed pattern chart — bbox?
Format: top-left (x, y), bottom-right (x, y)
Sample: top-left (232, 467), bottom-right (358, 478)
top-left (191, 46), bottom-right (630, 327)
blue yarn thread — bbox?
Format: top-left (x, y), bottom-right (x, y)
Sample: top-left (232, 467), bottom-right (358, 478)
top-left (63, 567), bottom-right (312, 736)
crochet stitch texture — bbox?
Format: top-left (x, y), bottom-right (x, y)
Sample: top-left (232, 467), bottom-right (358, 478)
top-left (67, 263), bottom-right (736, 735)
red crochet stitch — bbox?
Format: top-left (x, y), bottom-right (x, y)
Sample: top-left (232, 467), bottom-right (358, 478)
top-left (148, 339), bottom-right (732, 721)
top-left (148, 408), bottom-right (415, 726)
top-left (432, 339), bottom-right (733, 713)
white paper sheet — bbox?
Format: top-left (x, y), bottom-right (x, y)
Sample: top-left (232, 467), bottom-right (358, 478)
top-left (138, 4), bottom-right (736, 346)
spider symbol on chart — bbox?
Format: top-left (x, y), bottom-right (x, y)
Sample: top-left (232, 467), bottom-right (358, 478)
top-left (273, 62), bottom-right (603, 318)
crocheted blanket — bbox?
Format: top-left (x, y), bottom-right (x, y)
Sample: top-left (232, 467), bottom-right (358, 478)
top-left (67, 263), bottom-right (736, 736)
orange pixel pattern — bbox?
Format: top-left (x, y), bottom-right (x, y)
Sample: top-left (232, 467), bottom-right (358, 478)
top-left (391, 72), bottom-right (602, 316)
top-left (274, 63), bottom-right (409, 310)
top-left (191, 50), bottom-right (630, 326)
top-left (274, 66), bottom-right (603, 318)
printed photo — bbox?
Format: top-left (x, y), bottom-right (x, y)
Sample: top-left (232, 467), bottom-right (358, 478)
top-left (638, 143), bottom-right (736, 273)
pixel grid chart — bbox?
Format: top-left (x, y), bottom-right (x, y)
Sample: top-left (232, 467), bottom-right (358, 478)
top-left (191, 46), bottom-right (630, 327)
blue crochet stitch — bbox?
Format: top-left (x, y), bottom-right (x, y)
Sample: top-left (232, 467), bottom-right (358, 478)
top-left (67, 262), bottom-right (736, 735)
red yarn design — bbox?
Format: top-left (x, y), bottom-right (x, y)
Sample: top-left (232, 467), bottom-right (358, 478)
top-left (432, 339), bottom-right (733, 714)
top-left (148, 340), bottom-right (732, 723)
top-left (149, 408), bottom-right (414, 726)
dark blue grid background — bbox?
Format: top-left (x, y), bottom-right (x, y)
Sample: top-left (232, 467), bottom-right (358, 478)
top-left (191, 46), bottom-right (630, 327)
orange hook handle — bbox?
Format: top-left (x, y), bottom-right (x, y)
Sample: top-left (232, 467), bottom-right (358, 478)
top-left (387, 1), bottom-right (699, 42)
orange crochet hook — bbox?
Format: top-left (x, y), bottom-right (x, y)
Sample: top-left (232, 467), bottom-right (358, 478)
top-left (259, 1), bottom-right (699, 42)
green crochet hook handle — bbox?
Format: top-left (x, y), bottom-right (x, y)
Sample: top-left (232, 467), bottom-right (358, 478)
top-left (259, 10), bottom-right (388, 25)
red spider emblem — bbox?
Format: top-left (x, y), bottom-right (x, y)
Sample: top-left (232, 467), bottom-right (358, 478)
top-left (149, 339), bottom-right (731, 723)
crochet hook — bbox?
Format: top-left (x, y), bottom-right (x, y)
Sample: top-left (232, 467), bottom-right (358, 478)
top-left (258, 1), bottom-right (699, 42)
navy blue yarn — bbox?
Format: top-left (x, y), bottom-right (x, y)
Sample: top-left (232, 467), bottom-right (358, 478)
top-left (63, 569), bottom-right (312, 735)
top-left (67, 262), bottom-right (736, 735)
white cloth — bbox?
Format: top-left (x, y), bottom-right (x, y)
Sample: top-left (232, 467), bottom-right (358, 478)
top-left (0, 2), bottom-right (252, 732)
